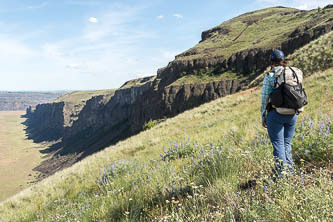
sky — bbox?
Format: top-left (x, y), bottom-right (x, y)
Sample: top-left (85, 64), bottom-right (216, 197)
top-left (0, 0), bottom-right (332, 91)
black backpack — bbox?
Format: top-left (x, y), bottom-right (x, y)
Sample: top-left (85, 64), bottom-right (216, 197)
top-left (269, 67), bottom-right (308, 111)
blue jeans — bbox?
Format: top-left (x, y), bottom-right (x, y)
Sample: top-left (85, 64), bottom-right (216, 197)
top-left (266, 109), bottom-right (297, 177)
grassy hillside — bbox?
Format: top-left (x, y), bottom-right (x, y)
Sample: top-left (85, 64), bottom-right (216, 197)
top-left (54, 90), bottom-right (115, 104)
top-left (176, 6), bottom-right (333, 61)
top-left (169, 6), bottom-right (332, 86)
top-left (0, 112), bottom-right (50, 202)
top-left (0, 31), bottom-right (332, 221)
top-left (120, 76), bottom-right (156, 89)
top-left (288, 30), bottom-right (333, 74)
top-left (248, 31), bottom-right (333, 88)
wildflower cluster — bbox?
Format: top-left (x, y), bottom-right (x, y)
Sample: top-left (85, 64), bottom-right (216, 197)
top-left (96, 160), bottom-right (133, 186)
top-left (160, 138), bottom-right (197, 161)
top-left (190, 145), bottom-right (233, 180)
top-left (293, 113), bottom-right (333, 163)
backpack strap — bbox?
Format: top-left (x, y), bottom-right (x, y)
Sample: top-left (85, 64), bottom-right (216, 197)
top-left (274, 67), bottom-right (286, 88)
top-left (283, 67), bottom-right (286, 83)
top-left (289, 67), bottom-right (303, 114)
top-left (289, 67), bottom-right (300, 85)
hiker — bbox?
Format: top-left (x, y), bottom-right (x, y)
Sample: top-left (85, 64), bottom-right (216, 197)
top-left (261, 49), bottom-right (307, 178)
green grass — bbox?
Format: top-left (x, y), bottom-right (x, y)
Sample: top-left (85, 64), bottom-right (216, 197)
top-left (120, 76), bottom-right (156, 89)
top-left (171, 7), bottom-right (333, 86)
top-left (0, 111), bottom-right (50, 202)
top-left (288, 31), bottom-right (333, 74)
top-left (247, 30), bottom-right (333, 88)
top-left (177, 6), bottom-right (333, 61)
top-left (54, 90), bottom-right (115, 105)
top-left (0, 66), bottom-right (332, 221)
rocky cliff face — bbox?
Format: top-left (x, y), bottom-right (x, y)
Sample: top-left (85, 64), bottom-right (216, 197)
top-left (162, 80), bottom-right (242, 115)
top-left (61, 77), bottom-right (157, 153)
top-left (25, 6), bottom-right (333, 177)
top-left (160, 23), bottom-right (333, 82)
top-left (24, 102), bottom-right (65, 142)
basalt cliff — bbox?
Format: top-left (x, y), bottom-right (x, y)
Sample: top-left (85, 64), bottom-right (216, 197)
top-left (24, 5), bottom-right (333, 178)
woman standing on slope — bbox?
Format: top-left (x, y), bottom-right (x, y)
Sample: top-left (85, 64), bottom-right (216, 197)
top-left (261, 49), bottom-right (305, 178)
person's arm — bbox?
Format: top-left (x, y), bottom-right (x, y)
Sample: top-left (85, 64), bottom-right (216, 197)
top-left (261, 70), bottom-right (276, 125)
top-left (261, 74), bottom-right (271, 118)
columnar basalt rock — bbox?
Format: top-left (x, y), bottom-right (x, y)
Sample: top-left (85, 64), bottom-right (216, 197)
top-left (24, 102), bottom-right (65, 142)
top-left (159, 23), bottom-right (333, 81)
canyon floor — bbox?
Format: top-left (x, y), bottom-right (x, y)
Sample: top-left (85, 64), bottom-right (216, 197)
top-left (0, 111), bottom-right (49, 201)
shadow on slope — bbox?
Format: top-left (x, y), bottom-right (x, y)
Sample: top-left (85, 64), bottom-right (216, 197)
top-left (31, 118), bottom-right (134, 179)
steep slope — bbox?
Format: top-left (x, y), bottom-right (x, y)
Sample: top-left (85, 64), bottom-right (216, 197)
top-left (24, 6), bottom-right (333, 179)
top-left (0, 30), bottom-right (332, 220)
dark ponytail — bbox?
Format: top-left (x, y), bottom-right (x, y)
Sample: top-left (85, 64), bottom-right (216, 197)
top-left (272, 59), bottom-right (288, 67)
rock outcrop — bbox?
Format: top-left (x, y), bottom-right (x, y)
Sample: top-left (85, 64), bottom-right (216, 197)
top-left (160, 23), bottom-right (333, 82)
top-left (24, 102), bottom-right (65, 142)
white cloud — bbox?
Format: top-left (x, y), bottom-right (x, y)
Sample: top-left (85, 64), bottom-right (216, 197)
top-left (42, 44), bottom-right (65, 57)
top-left (297, 4), bottom-right (309, 9)
top-left (157, 15), bottom-right (164, 20)
top-left (82, 6), bottom-right (139, 42)
top-left (0, 3), bottom-right (183, 91)
top-left (88, 17), bottom-right (99, 23)
top-left (173, 13), bottom-right (183, 19)
top-left (67, 63), bottom-right (81, 69)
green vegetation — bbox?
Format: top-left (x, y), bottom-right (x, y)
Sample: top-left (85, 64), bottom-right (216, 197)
top-left (289, 31), bottom-right (333, 75)
top-left (248, 31), bottom-right (333, 88)
top-left (1, 66), bottom-right (332, 220)
top-left (0, 111), bottom-right (49, 202)
top-left (172, 7), bottom-right (332, 86)
top-left (54, 89), bottom-right (115, 104)
top-left (143, 120), bottom-right (158, 131)
top-left (1, 8), bottom-right (333, 221)
top-left (120, 76), bottom-right (156, 89)
top-left (177, 6), bottom-right (333, 61)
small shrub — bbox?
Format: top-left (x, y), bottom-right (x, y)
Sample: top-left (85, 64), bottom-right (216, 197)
top-left (160, 139), bottom-right (197, 161)
top-left (143, 120), bottom-right (158, 131)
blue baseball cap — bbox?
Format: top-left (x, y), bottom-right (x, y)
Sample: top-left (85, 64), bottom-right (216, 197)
top-left (271, 49), bottom-right (285, 62)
